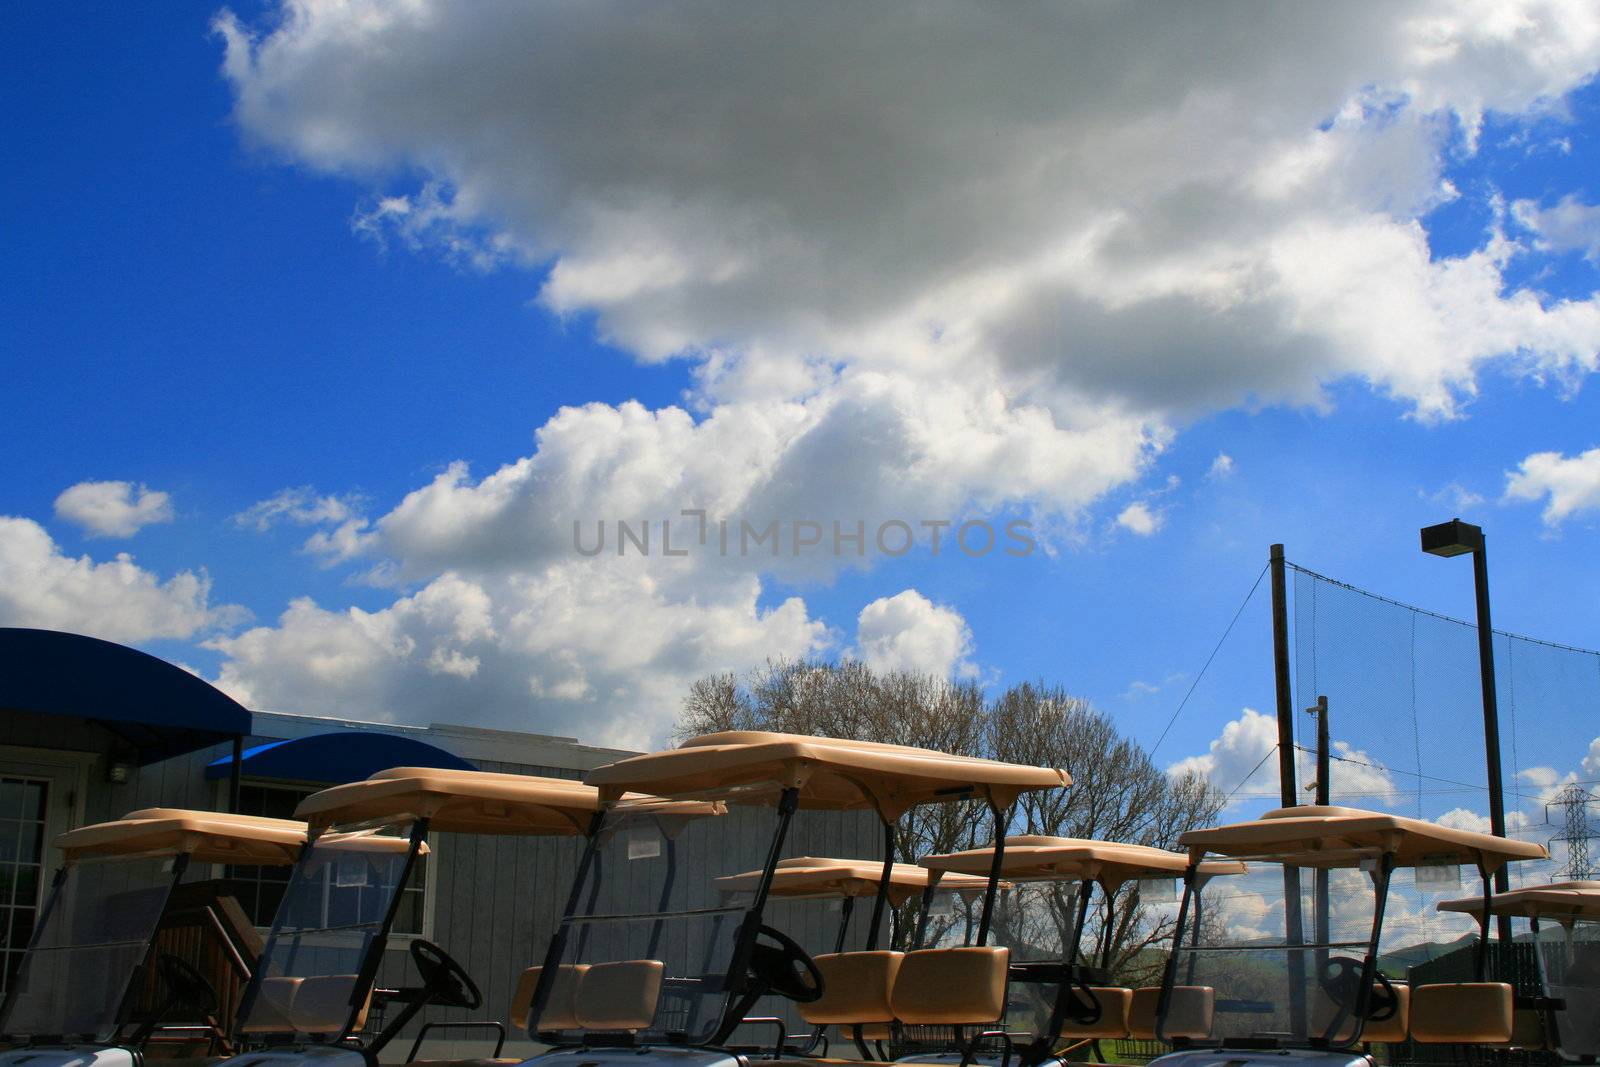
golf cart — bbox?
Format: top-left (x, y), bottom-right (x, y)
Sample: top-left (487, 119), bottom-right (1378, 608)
top-left (1438, 880), bottom-right (1600, 1061)
top-left (229, 767), bottom-right (720, 1067)
top-left (1145, 805), bottom-right (1547, 1067)
top-left (0, 807), bottom-right (306, 1067)
top-left (907, 837), bottom-right (1246, 1067)
top-left (524, 730), bottom-right (1069, 1067)
top-left (713, 858), bottom-right (992, 1057)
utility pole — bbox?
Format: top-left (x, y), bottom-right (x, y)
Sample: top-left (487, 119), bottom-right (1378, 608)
top-left (1307, 696), bottom-right (1330, 966)
top-left (1550, 785), bottom-right (1597, 881)
top-left (1269, 544), bottom-right (1307, 1033)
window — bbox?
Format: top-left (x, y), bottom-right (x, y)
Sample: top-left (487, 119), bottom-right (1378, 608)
top-left (0, 777), bottom-right (49, 995)
top-left (226, 781), bottom-right (429, 936)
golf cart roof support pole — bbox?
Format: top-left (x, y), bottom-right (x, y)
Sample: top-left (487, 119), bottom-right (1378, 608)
top-left (1313, 697), bottom-right (1331, 978)
top-left (1475, 853), bottom-right (1494, 981)
top-left (1038, 879), bottom-right (1099, 1061)
top-left (834, 894), bottom-right (856, 954)
top-left (1097, 883), bottom-right (1120, 969)
top-left (528, 808), bottom-right (607, 1039)
top-left (341, 816), bottom-right (429, 1046)
top-left (1271, 544), bottom-right (1310, 1037)
top-left (866, 819), bottom-right (895, 951)
top-left (228, 735), bottom-right (243, 813)
top-left (1155, 862), bottom-right (1199, 1043)
top-left (714, 786), bottom-right (801, 1046)
top-left (912, 878), bottom-right (939, 947)
top-left (1349, 851), bottom-right (1396, 1043)
top-left (975, 797), bottom-right (1010, 947)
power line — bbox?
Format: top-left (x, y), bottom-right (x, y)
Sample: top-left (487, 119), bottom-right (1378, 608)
top-left (1150, 561), bottom-right (1269, 759)
top-left (1225, 744), bottom-right (1280, 805)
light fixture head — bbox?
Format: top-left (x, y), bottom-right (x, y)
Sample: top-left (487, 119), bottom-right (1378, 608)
top-left (1420, 518), bottom-right (1484, 558)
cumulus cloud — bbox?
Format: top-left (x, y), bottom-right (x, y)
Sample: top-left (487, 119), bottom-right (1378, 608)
top-left (218, 1), bottom-right (1600, 429)
top-left (1512, 194), bottom-right (1600, 262)
top-left (207, 561), bottom-right (828, 748)
top-left (1505, 446), bottom-right (1600, 525)
top-left (1584, 736), bottom-right (1600, 777)
top-left (0, 517), bottom-right (242, 642)
top-left (855, 590), bottom-right (976, 679)
top-left (201, 0), bottom-right (1600, 739)
top-left (1169, 708), bottom-right (1399, 809)
top-left (235, 487), bottom-right (374, 564)
top-left (54, 481), bottom-right (174, 538)
top-left (1116, 502), bottom-right (1164, 537)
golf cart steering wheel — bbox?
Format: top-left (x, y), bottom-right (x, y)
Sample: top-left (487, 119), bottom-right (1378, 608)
top-left (1318, 955), bottom-right (1398, 1022)
top-left (747, 925), bottom-right (824, 1003)
top-left (157, 953), bottom-right (219, 1013)
top-left (410, 938), bottom-right (483, 1010)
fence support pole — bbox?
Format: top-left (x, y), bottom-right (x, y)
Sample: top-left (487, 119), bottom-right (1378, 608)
top-left (1270, 544), bottom-right (1308, 1035)
top-left (1311, 696), bottom-right (1330, 968)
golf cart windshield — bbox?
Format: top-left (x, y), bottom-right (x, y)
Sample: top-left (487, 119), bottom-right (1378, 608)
top-left (1538, 913), bottom-right (1600, 1059)
top-left (1171, 805), bottom-right (1548, 1051)
top-left (0, 854), bottom-right (178, 1041)
top-left (0, 807), bottom-right (304, 1045)
top-left (531, 802), bottom-right (743, 1045)
top-left (1167, 863), bottom-right (1380, 1047)
top-left (239, 826), bottom-right (422, 1036)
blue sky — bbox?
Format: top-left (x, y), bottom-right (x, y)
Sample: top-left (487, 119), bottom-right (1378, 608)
top-left (5, 3), bottom-right (1600, 835)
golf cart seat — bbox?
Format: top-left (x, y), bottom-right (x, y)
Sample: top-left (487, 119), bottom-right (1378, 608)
top-left (573, 959), bottom-right (664, 1032)
top-left (1128, 985), bottom-right (1214, 1040)
top-left (888, 947), bottom-right (1009, 1025)
top-left (1410, 983), bottom-right (1513, 1044)
top-left (290, 974), bottom-right (372, 1034)
top-left (799, 951), bottom-right (903, 1025)
top-left (1059, 986), bottom-right (1133, 1040)
top-left (514, 963), bottom-right (589, 1030)
top-left (237, 976), bottom-right (304, 1033)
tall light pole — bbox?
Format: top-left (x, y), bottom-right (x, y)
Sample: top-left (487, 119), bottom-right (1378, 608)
top-left (1420, 518), bottom-right (1512, 945)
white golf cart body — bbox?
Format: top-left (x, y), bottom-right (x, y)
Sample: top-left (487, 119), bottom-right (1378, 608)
top-left (1146, 805), bottom-right (1547, 1067)
top-left (0, 808), bottom-right (306, 1067)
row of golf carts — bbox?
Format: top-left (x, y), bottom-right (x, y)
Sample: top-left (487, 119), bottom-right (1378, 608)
top-left (1, 731), bottom-right (1593, 1067)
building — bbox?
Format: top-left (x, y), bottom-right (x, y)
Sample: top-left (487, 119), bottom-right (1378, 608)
top-left (0, 628), bottom-right (880, 1059)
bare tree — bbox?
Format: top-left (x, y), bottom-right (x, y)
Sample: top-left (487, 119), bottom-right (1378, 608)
top-left (673, 661), bottom-right (1223, 971)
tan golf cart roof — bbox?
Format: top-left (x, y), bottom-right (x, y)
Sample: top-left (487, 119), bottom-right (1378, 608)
top-left (56, 808), bottom-right (306, 865)
top-left (585, 731), bottom-right (1070, 819)
top-left (920, 835), bottom-right (1247, 888)
top-left (1438, 881), bottom-right (1600, 921)
top-left (714, 856), bottom-right (994, 905)
top-left (1178, 805), bottom-right (1548, 872)
top-left (295, 766), bottom-right (721, 835)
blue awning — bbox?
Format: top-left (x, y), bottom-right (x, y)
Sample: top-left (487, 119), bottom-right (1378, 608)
top-left (205, 730), bottom-right (476, 784)
top-left (0, 627), bottom-right (252, 765)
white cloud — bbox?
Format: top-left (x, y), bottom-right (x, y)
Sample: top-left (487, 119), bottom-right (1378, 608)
top-left (1505, 446), bottom-right (1600, 525)
top-left (235, 487), bottom-right (374, 564)
top-left (1512, 194), bottom-right (1600, 262)
top-left (1167, 707), bottom-right (1280, 802)
top-left (1169, 708), bottom-right (1398, 809)
top-left (54, 481), bottom-right (174, 538)
top-left (217, 0), bottom-right (1600, 433)
top-left (1422, 481), bottom-right (1485, 510)
top-left (854, 590), bottom-right (976, 680)
top-left (207, 563), bottom-right (829, 749)
top-left (235, 486), bottom-right (360, 530)
top-left (1207, 454), bottom-right (1235, 480)
top-left (1584, 736), bottom-right (1600, 777)
top-left (1436, 806), bottom-right (1493, 833)
top-left (1116, 502), bottom-right (1163, 537)
top-left (0, 516), bottom-right (242, 642)
top-left (201, 0), bottom-right (1600, 741)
